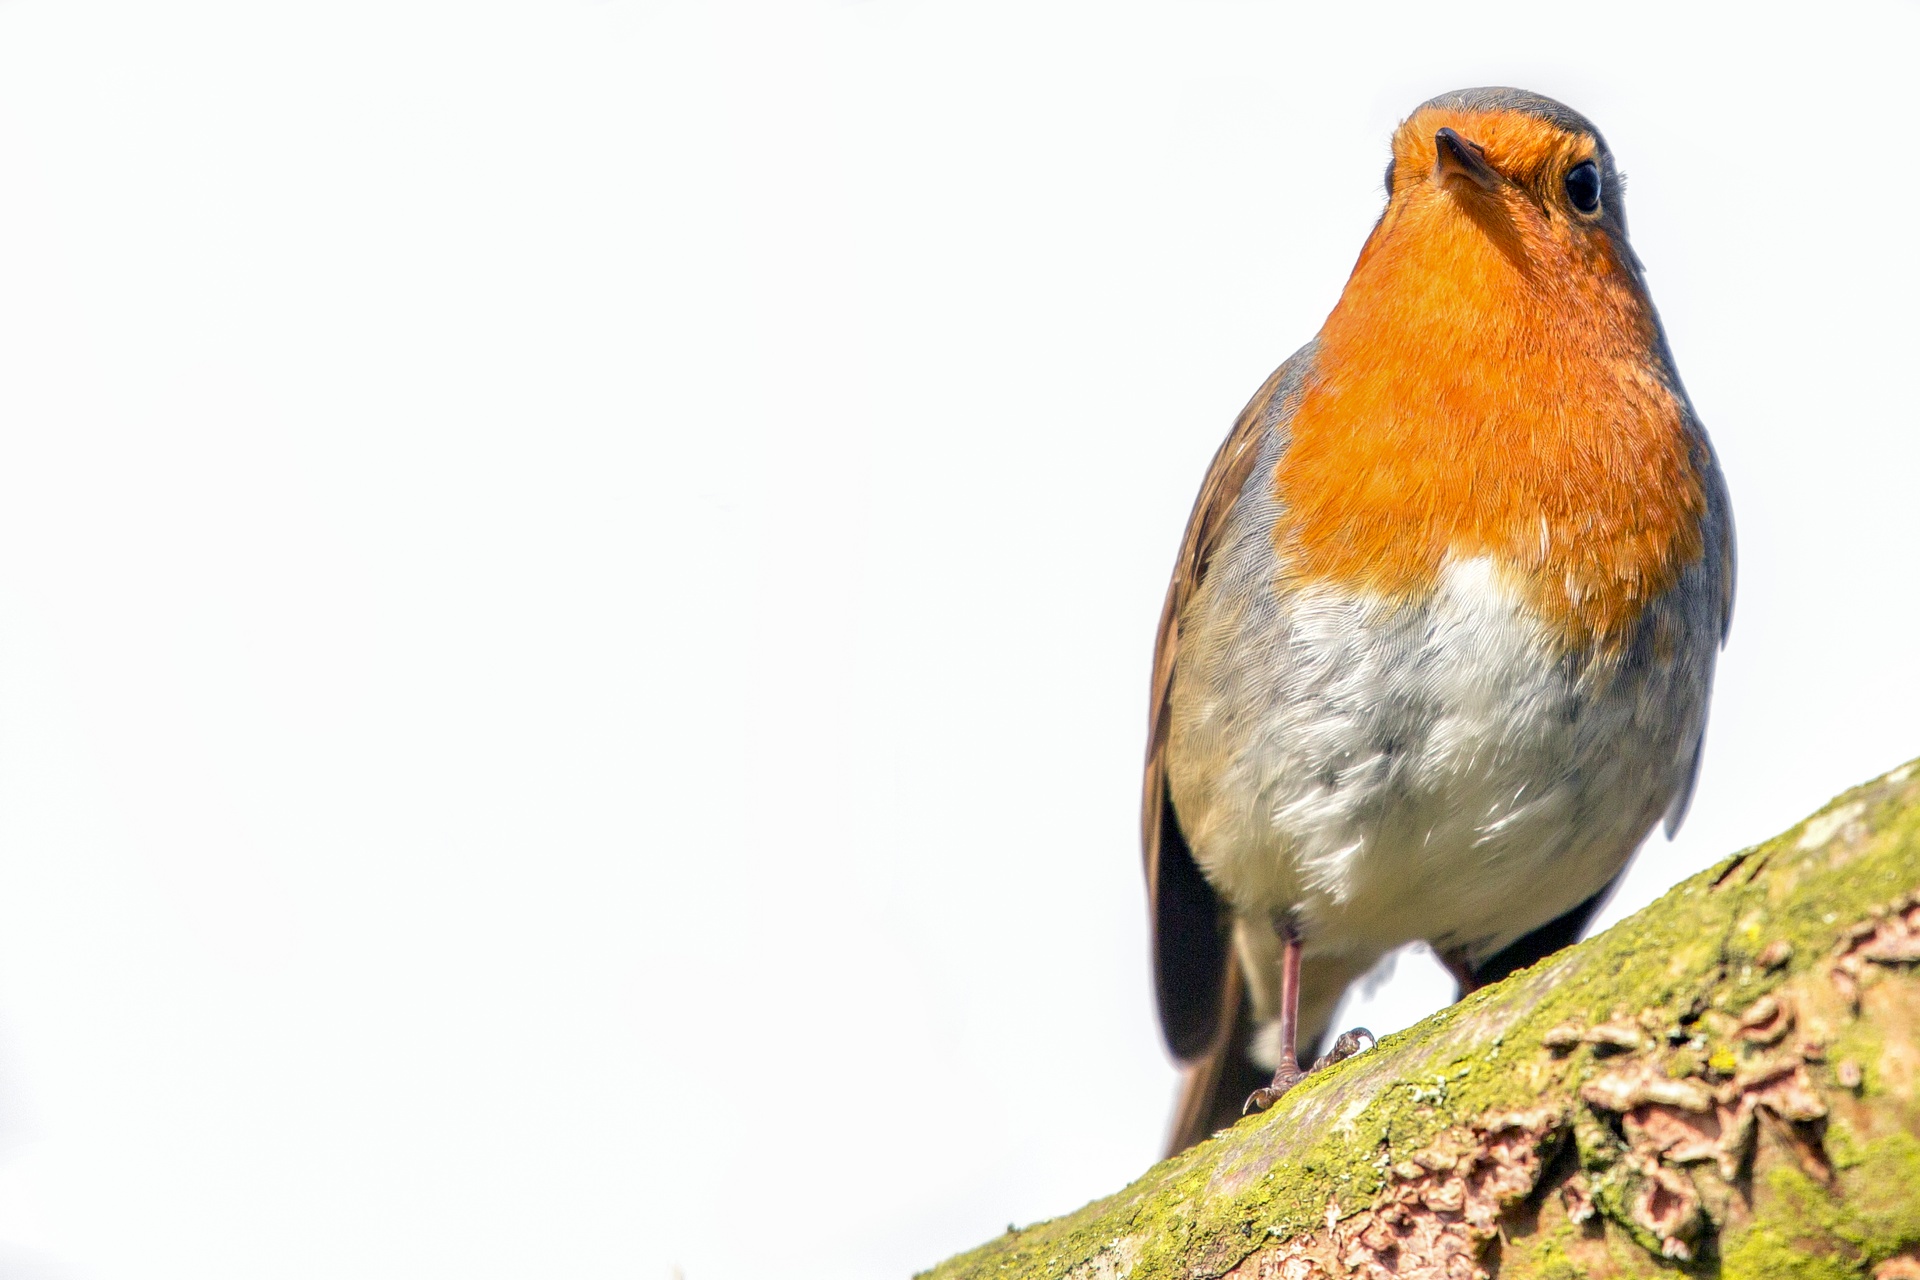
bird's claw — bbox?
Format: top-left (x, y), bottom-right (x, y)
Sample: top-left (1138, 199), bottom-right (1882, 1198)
top-left (1242, 1027), bottom-right (1377, 1116)
top-left (1242, 1067), bottom-right (1305, 1115)
top-left (1312, 1026), bottom-right (1376, 1072)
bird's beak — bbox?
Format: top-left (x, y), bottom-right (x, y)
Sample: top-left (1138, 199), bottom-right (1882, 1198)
top-left (1433, 127), bottom-right (1499, 192)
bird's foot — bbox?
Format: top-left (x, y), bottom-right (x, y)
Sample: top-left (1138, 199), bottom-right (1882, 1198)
top-left (1312, 1026), bottom-right (1376, 1071)
top-left (1241, 1027), bottom-right (1377, 1115)
top-left (1241, 1065), bottom-right (1305, 1115)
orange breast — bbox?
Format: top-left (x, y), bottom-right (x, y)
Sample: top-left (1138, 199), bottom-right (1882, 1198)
top-left (1273, 172), bottom-right (1706, 651)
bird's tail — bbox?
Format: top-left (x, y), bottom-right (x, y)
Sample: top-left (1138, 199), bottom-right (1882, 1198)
top-left (1163, 962), bottom-right (1268, 1157)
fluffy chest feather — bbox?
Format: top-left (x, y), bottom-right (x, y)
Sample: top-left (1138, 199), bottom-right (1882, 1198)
top-left (1164, 419), bottom-right (1719, 969)
top-left (1273, 174), bottom-right (1708, 652)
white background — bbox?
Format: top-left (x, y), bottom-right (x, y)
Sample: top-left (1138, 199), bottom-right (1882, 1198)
top-left (0, 2), bottom-right (1914, 1277)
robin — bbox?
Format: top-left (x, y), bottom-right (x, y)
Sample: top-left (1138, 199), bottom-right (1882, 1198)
top-left (1142, 88), bottom-right (1734, 1156)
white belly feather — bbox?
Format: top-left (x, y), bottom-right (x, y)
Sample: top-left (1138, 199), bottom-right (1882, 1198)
top-left (1163, 432), bottom-right (1715, 1037)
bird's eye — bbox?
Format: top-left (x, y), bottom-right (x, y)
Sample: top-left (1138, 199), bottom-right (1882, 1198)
top-left (1383, 157), bottom-right (1396, 196)
top-left (1565, 160), bottom-right (1602, 214)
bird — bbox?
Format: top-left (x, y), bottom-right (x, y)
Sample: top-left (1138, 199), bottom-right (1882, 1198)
top-left (1141, 87), bottom-right (1734, 1156)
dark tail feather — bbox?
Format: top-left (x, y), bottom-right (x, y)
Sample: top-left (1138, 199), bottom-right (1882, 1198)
top-left (1163, 962), bottom-right (1267, 1157)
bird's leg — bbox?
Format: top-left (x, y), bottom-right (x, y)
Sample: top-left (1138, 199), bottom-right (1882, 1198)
top-left (1243, 914), bottom-right (1376, 1115)
top-left (1243, 915), bottom-right (1306, 1113)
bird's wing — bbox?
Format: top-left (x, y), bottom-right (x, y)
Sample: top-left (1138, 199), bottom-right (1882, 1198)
top-left (1663, 422), bottom-right (1738, 837)
top-left (1143, 351), bottom-right (1309, 1063)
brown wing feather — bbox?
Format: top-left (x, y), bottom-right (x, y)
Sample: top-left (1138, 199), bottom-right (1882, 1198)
top-left (1143, 355), bottom-right (1305, 1064)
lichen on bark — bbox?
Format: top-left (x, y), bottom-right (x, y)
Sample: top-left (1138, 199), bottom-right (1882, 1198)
top-left (919, 758), bottom-right (1920, 1280)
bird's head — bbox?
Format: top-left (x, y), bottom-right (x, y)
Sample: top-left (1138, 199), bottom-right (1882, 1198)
top-left (1391, 89), bottom-right (1625, 239)
top-left (1320, 86), bottom-right (1663, 384)
top-left (1347, 88), bottom-right (1642, 306)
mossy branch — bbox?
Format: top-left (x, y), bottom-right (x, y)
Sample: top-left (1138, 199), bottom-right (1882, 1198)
top-left (921, 758), bottom-right (1920, 1280)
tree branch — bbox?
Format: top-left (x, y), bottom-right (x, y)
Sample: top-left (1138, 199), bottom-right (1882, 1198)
top-left (922, 757), bottom-right (1920, 1279)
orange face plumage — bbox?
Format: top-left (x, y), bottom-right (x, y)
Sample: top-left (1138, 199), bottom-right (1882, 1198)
top-left (1273, 104), bottom-right (1707, 651)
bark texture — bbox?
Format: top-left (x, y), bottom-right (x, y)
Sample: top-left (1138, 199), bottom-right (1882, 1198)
top-left (921, 757), bottom-right (1920, 1280)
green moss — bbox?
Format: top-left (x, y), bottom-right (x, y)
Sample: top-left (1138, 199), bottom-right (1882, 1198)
top-left (1720, 1230), bottom-right (1859, 1280)
top-left (1720, 1133), bottom-right (1920, 1279)
top-left (1514, 1231), bottom-right (1587, 1280)
top-left (919, 759), bottom-right (1920, 1280)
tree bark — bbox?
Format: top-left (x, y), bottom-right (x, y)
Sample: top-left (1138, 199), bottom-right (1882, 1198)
top-left (921, 758), bottom-right (1920, 1280)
